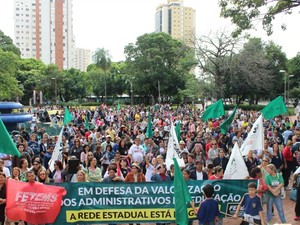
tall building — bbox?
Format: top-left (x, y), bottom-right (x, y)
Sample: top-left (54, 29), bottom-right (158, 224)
top-left (155, 0), bottom-right (196, 47)
top-left (73, 48), bottom-right (92, 72)
top-left (14, 0), bottom-right (74, 70)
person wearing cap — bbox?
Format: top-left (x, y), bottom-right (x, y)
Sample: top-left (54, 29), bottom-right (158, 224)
top-left (190, 160), bottom-right (208, 180)
top-left (124, 162), bottom-right (146, 182)
top-left (100, 135), bottom-right (115, 153)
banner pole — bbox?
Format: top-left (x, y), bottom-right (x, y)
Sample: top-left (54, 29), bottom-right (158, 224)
top-left (220, 211), bottom-right (261, 225)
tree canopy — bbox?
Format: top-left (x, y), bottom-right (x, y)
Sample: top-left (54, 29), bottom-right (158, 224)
top-left (219, 0), bottom-right (300, 37)
top-left (124, 32), bottom-right (196, 102)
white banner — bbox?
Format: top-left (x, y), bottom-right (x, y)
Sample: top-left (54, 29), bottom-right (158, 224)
top-left (224, 142), bottom-right (249, 179)
top-left (166, 123), bottom-right (185, 170)
top-left (240, 114), bottom-right (264, 156)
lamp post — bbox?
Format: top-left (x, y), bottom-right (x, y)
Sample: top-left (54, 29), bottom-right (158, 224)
top-left (288, 74), bottom-right (294, 106)
top-left (280, 70), bottom-right (294, 104)
top-left (125, 79), bottom-right (134, 106)
top-left (51, 77), bottom-right (58, 105)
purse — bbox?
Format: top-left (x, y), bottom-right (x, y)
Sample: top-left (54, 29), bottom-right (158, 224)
top-left (277, 173), bottom-right (286, 199)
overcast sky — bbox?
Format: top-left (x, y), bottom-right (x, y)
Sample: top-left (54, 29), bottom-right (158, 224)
top-left (0, 0), bottom-right (299, 61)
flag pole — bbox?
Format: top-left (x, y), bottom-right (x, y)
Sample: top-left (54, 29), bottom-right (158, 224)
top-left (219, 211), bottom-right (261, 225)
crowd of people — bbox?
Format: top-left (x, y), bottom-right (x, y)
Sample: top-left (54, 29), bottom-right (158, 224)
top-left (1, 103), bottom-right (300, 224)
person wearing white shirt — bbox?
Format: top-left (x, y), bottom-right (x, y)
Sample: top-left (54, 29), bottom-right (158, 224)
top-left (0, 160), bottom-right (10, 177)
top-left (128, 137), bottom-right (145, 164)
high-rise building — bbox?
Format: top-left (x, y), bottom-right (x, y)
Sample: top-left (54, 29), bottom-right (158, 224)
top-left (73, 48), bottom-right (92, 72)
top-left (155, 0), bottom-right (196, 47)
top-left (14, 0), bottom-right (74, 70)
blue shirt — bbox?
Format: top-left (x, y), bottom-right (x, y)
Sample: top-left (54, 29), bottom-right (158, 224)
top-left (240, 194), bottom-right (263, 216)
top-left (197, 198), bottom-right (219, 224)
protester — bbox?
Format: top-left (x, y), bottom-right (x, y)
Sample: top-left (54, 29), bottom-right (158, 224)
top-left (265, 164), bottom-right (287, 224)
top-left (233, 182), bottom-right (265, 225)
top-left (196, 184), bottom-right (220, 225)
top-left (293, 168), bottom-right (300, 221)
top-left (37, 168), bottom-right (51, 183)
top-left (76, 170), bottom-right (88, 182)
top-left (124, 162), bottom-right (146, 182)
top-left (208, 166), bottom-right (223, 180)
top-left (86, 157), bottom-right (101, 182)
top-left (0, 172), bottom-right (6, 225)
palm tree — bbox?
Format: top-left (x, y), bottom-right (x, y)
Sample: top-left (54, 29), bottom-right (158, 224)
top-left (93, 48), bottom-right (111, 104)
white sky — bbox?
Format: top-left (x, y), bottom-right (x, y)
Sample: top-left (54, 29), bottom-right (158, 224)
top-left (0, 0), bottom-right (299, 61)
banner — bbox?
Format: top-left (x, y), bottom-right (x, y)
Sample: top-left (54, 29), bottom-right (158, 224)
top-left (240, 114), bottom-right (264, 156)
top-left (6, 179), bottom-right (66, 224)
top-left (49, 180), bottom-right (252, 224)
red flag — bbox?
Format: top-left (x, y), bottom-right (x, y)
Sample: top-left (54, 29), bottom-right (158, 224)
top-left (6, 179), bottom-right (66, 224)
top-left (117, 162), bottom-right (122, 177)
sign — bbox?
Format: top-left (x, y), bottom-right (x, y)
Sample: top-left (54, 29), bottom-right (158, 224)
top-left (6, 179), bottom-right (66, 224)
top-left (50, 180), bottom-right (252, 224)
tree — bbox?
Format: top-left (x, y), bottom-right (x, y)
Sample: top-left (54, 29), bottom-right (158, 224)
top-left (0, 49), bottom-right (23, 100)
top-left (227, 38), bottom-right (276, 104)
top-left (287, 54), bottom-right (300, 101)
top-left (0, 30), bottom-right (21, 56)
top-left (219, 0), bottom-right (300, 37)
top-left (195, 31), bottom-right (241, 99)
top-left (16, 58), bottom-right (46, 105)
top-left (124, 32), bottom-right (195, 103)
top-left (93, 48), bottom-right (112, 104)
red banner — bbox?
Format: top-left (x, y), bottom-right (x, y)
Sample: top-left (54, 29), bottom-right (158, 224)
top-left (6, 179), bottom-right (67, 224)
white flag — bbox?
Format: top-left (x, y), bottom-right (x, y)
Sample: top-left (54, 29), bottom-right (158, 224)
top-left (165, 123), bottom-right (185, 170)
top-left (223, 142), bottom-right (249, 179)
top-left (49, 127), bottom-right (64, 172)
top-left (240, 114), bottom-right (264, 156)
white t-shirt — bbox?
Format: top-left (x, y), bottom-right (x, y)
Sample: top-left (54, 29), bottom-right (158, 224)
top-left (129, 144), bottom-right (145, 164)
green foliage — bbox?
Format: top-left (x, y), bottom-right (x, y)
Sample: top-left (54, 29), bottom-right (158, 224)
top-left (124, 32), bottom-right (195, 102)
top-left (0, 30), bottom-right (21, 56)
top-left (219, 0), bottom-right (300, 37)
top-left (0, 49), bottom-right (23, 100)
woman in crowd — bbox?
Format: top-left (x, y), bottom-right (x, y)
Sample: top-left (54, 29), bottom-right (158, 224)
top-left (76, 170), bottom-right (88, 182)
top-left (93, 145), bottom-right (102, 168)
top-left (151, 164), bottom-right (171, 182)
top-left (117, 139), bottom-right (129, 158)
top-left (37, 168), bottom-right (51, 183)
top-left (19, 158), bottom-right (29, 182)
top-left (244, 150), bottom-right (259, 173)
top-left (282, 140), bottom-right (294, 189)
top-left (207, 141), bottom-right (219, 165)
top-left (249, 167), bottom-right (268, 204)
top-left (80, 144), bottom-right (90, 165)
top-left (70, 138), bottom-right (83, 159)
top-left (0, 173), bottom-right (6, 225)
top-left (30, 160), bottom-right (45, 177)
top-left (124, 162), bottom-right (146, 182)
top-left (51, 160), bottom-right (64, 183)
top-left (86, 157), bottom-right (101, 182)
top-left (271, 143), bottom-right (286, 173)
top-left (258, 157), bottom-right (270, 180)
top-left (120, 158), bottom-right (130, 178)
top-left (265, 164), bottom-right (287, 224)
top-left (208, 166), bottom-right (223, 180)
top-left (11, 167), bottom-right (20, 180)
top-left (145, 155), bottom-right (158, 182)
